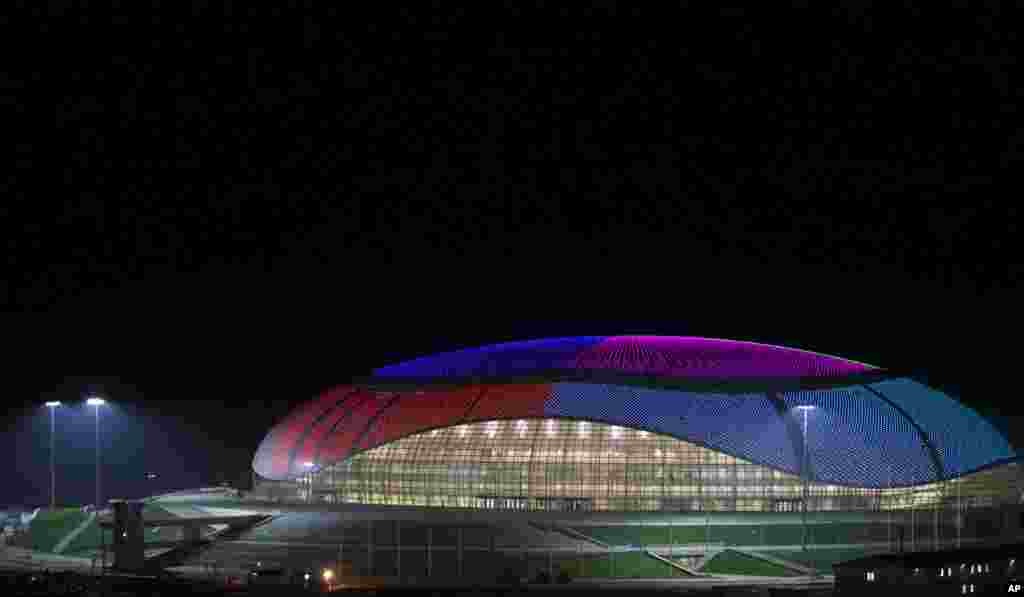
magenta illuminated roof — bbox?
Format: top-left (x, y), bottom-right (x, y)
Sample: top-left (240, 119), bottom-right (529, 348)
top-left (372, 335), bottom-right (878, 379)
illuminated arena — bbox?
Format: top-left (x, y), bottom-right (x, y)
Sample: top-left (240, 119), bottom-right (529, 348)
top-left (252, 336), bottom-right (1019, 514)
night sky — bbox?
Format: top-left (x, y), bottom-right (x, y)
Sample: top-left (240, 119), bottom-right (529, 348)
top-left (3, 6), bottom-right (1021, 507)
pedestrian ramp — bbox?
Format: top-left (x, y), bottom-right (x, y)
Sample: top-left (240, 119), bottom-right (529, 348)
top-left (644, 549), bottom-right (700, 576)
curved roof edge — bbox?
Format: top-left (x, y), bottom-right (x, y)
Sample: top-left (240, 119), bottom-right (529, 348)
top-left (372, 335), bottom-right (879, 379)
top-left (359, 369), bottom-right (897, 394)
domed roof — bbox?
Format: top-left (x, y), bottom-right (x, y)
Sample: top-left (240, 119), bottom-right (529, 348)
top-left (372, 335), bottom-right (877, 380)
top-left (253, 336), bottom-right (1015, 488)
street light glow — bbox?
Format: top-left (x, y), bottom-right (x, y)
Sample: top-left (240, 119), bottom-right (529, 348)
top-left (303, 461), bottom-right (315, 468)
top-left (86, 395), bottom-right (106, 507)
top-left (795, 404), bottom-right (816, 554)
top-left (45, 401), bottom-right (62, 509)
top-left (322, 569), bottom-right (334, 581)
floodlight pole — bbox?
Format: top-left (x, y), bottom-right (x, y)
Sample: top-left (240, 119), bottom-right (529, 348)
top-left (87, 397), bottom-right (106, 508)
top-left (46, 403), bottom-right (59, 509)
top-left (95, 404), bottom-right (101, 508)
top-left (957, 477), bottom-right (961, 549)
top-left (798, 406), bottom-right (814, 555)
top-left (887, 465), bottom-right (892, 552)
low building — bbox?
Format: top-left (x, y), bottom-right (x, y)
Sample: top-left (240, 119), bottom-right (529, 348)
top-left (834, 542), bottom-right (1024, 594)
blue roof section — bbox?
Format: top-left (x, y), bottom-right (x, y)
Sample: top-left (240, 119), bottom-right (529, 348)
top-left (543, 380), bottom-right (1015, 488)
top-left (780, 386), bottom-right (938, 487)
top-left (867, 378), bottom-right (1015, 480)
top-left (548, 382), bottom-right (800, 477)
top-left (371, 335), bottom-right (877, 381)
top-left (373, 336), bottom-right (607, 377)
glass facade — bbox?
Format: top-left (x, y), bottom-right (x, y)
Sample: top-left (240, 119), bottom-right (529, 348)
top-left (278, 418), bottom-right (1021, 512)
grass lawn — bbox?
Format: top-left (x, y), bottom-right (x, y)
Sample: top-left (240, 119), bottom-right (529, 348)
top-left (25, 508), bottom-right (89, 552)
top-left (702, 550), bottom-right (802, 577)
top-left (571, 526), bottom-right (704, 545)
top-left (769, 548), bottom-right (872, 573)
top-left (574, 524), bottom-right (880, 547)
top-left (559, 552), bottom-right (678, 578)
top-left (61, 517), bottom-right (104, 555)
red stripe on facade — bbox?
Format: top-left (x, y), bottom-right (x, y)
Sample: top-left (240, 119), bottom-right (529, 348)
top-left (315, 390), bottom-right (396, 467)
top-left (355, 384), bottom-right (489, 455)
top-left (267, 387), bottom-right (350, 477)
top-left (461, 382), bottom-right (550, 422)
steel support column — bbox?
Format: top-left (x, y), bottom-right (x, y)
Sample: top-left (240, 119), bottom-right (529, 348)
top-left (426, 526), bottom-right (432, 579)
top-left (547, 524), bottom-right (553, 580)
top-left (367, 520), bottom-right (374, 576)
top-left (457, 526), bottom-right (463, 578)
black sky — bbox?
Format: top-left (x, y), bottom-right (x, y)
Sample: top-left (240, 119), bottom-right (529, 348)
top-left (2, 6), bottom-right (1022, 505)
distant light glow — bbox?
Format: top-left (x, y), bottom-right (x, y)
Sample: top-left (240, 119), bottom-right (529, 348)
top-left (303, 462), bottom-right (315, 468)
top-left (45, 401), bottom-right (62, 408)
top-left (86, 397), bottom-right (106, 406)
top-left (795, 405), bottom-right (816, 411)
top-left (304, 573), bottom-right (311, 581)
top-left (322, 569), bottom-right (334, 581)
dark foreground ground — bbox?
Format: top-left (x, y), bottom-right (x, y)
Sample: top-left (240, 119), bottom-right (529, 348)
top-left (1, 569), bottom-right (832, 596)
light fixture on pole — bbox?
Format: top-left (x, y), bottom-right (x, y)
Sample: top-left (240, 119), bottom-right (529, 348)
top-left (303, 461), bottom-right (315, 503)
top-left (44, 401), bottom-right (62, 509)
top-left (86, 396), bottom-right (106, 508)
top-left (795, 405), bottom-right (816, 555)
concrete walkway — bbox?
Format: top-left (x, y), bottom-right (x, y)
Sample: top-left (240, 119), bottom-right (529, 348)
top-left (0, 545), bottom-right (97, 573)
top-left (53, 512), bottom-right (96, 555)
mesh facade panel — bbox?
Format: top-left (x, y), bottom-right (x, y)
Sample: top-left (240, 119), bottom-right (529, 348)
top-left (313, 391), bottom-right (395, 475)
top-left (868, 378), bottom-right (1015, 478)
top-left (294, 388), bottom-right (363, 468)
top-left (572, 336), bottom-right (874, 377)
top-left (357, 386), bottom-right (483, 452)
top-left (308, 390), bottom-right (375, 466)
top-left (372, 335), bottom-right (875, 379)
top-left (781, 387), bottom-right (937, 488)
top-left (253, 385), bottom-right (353, 479)
top-left (464, 383), bottom-right (549, 421)
top-left (253, 337), bottom-right (1017, 500)
top-left (547, 383), bottom-right (796, 476)
top-left (373, 336), bottom-right (605, 377)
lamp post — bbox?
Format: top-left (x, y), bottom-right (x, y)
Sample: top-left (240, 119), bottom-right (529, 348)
top-left (796, 405), bottom-right (816, 555)
top-left (44, 401), bottom-right (62, 509)
top-left (303, 462), bottom-right (315, 503)
top-left (86, 396), bottom-right (106, 508)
